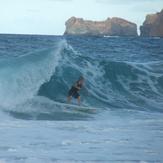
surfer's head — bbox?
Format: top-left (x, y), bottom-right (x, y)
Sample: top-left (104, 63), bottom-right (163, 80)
top-left (78, 76), bottom-right (84, 83)
top-left (79, 76), bottom-right (84, 80)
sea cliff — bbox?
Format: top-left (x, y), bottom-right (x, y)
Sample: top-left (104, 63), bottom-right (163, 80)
top-left (64, 17), bottom-right (138, 36)
top-left (140, 9), bottom-right (163, 37)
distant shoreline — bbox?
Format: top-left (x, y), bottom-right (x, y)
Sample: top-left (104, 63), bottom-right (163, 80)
top-left (0, 33), bottom-right (162, 39)
top-left (0, 33), bottom-right (62, 37)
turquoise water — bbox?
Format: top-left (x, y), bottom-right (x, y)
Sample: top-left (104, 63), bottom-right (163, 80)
top-left (0, 34), bottom-right (163, 162)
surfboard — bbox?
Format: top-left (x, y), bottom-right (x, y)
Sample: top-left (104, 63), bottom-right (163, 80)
top-left (53, 101), bottom-right (96, 114)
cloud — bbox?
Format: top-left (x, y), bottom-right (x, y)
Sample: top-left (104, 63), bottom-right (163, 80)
top-left (27, 9), bottom-right (40, 13)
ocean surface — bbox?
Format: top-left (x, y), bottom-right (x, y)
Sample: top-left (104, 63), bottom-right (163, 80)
top-left (0, 34), bottom-right (163, 163)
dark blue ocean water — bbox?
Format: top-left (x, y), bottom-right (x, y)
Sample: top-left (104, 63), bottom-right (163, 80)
top-left (0, 34), bottom-right (163, 162)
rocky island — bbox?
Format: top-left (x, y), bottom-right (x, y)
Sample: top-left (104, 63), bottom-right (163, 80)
top-left (140, 9), bottom-right (163, 37)
top-left (64, 17), bottom-right (138, 36)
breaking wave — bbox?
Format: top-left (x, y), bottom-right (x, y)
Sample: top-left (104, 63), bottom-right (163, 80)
top-left (0, 37), bottom-right (163, 120)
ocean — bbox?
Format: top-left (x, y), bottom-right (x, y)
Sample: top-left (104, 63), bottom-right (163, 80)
top-left (0, 34), bottom-right (163, 163)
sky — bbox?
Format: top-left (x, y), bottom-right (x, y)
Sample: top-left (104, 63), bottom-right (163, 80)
top-left (0, 0), bottom-right (163, 35)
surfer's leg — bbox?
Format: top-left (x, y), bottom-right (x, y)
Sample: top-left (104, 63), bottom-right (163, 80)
top-left (67, 88), bottom-right (74, 103)
top-left (77, 96), bottom-right (80, 105)
top-left (67, 96), bottom-right (72, 103)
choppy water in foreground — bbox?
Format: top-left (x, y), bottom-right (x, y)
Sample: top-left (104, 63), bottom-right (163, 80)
top-left (0, 34), bottom-right (163, 162)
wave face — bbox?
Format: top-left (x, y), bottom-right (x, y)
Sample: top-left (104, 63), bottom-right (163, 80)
top-left (38, 36), bottom-right (163, 112)
top-left (0, 35), bottom-right (163, 120)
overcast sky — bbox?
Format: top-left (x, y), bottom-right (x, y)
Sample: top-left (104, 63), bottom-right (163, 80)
top-left (0, 0), bottom-right (163, 35)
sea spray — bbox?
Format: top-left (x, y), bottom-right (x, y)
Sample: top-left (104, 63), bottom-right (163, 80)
top-left (0, 40), bottom-right (66, 109)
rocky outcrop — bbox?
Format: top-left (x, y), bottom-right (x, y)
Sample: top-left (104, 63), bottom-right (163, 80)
top-left (64, 17), bottom-right (138, 36)
top-left (140, 9), bottom-right (163, 37)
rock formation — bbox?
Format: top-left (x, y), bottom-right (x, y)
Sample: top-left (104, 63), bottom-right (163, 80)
top-left (64, 17), bottom-right (138, 36)
top-left (140, 9), bottom-right (163, 37)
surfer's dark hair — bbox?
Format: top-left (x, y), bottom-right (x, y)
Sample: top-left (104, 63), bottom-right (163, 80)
top-left (79, 76), bottom-right (84, 80)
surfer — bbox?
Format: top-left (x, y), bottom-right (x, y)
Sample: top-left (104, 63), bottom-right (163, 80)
top-left (67, 76), bottom-right (85, 105)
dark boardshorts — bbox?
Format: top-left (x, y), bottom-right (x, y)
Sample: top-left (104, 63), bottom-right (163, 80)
top-left (68, 86), bottom-right (80, 99)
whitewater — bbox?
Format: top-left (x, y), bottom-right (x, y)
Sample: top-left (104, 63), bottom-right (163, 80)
top-left (0, 34), bottom-right (163, 163)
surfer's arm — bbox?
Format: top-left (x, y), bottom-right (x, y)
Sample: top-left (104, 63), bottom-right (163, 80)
top-left (74, 83), bottom-right (81, 90)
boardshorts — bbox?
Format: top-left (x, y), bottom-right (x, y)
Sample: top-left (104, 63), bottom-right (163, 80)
top-left (68, 86), bottom-right (80, 99)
